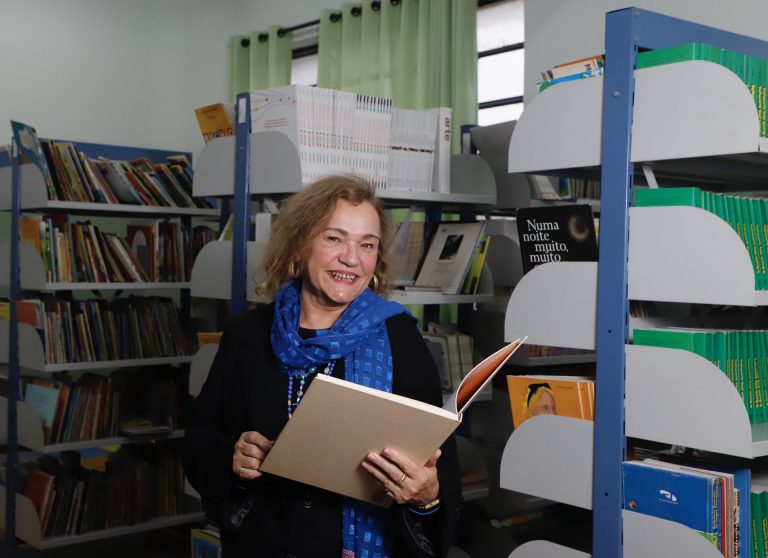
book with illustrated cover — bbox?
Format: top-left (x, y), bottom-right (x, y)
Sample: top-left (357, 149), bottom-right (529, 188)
top-left (261, 337), bottom-right (526, 506)
top-left (194, 103), bottom-right (236, 143)
top-left (10, 120), bottom-right (56, 199)
top-left (516, 204), bottom-right (598, 274)
top-left (414, 221), bottom-right (486, 294)
top-left (506, 375), bottom-right (595, 428)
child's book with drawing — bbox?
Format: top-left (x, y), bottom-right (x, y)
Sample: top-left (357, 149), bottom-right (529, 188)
top-left (261, 337), bottom-right (526, 506)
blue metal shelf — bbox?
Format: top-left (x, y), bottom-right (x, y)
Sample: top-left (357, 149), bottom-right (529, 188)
top-left (594, 8), bottom-right (768, 558)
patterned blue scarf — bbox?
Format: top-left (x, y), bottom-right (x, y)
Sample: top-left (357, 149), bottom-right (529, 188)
top-left (271, 280), bottom-right (407, 558)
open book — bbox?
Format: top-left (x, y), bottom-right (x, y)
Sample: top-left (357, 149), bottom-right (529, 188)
top-left (260, 337), bottom-right (526, 506)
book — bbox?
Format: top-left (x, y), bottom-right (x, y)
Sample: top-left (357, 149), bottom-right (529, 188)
top-left (516, 204), bottom-right (598, 274)
top-left (623, 460), bottom-right (727, 553)
top-left (414, 221), bottom-right (486, 294)
top-left (461, 234), bottom-right (491, 294)
top-left (194, 103), bottom-right (236, 143)
top-left (191, 526), bottom-right (222, 558)
top-left (505, 375), bottom-right (595, 428)
top-left (10, 121), bottom-right (56, 199)
top-left (261, 337), bottom-right (526, 506)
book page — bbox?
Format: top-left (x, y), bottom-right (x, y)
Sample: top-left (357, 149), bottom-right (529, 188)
top-left (444, 337), bottom-right (526, 415)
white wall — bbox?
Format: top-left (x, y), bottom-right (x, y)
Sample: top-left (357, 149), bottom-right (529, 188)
top-left (525, 0), bottom-right (768, 103)
top-left (0, 0), bottom-right (342, 159)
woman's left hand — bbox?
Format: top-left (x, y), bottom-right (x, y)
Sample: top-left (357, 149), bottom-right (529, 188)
top-left (361, 447), bottom-right (440, 507)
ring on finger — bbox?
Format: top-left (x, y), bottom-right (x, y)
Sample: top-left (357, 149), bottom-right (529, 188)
top-left (396, 471), bottom-right (407, 485)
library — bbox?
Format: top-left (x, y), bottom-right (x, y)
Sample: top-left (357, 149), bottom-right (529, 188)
top-left (4, 1), bottom-right (768, 558)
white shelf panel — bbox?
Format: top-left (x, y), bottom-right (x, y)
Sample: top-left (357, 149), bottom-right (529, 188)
top-left (626, 344), bottom-right (768, 458)
top-left (500, 415), bottom-right (593, 510)
top-left (507, 349), bottom-right (596, 367)
top-left (628, 206), bottom-right (767, 306)
top-left (190, 240), bottom-right (266, 302)
top-left (389, 292), bottom-right (494, 305)
top-left (0, 487), bottom-right (204, 550)
top-left (623, 509), bottom-right (723, 558)
top-left (0, 320), bottom-right (191, 372)
top-left (194, 134), bottom-right (496, 205)
top-left (509, 61), bottom-right (768, 177)
top-left (508, 540), bottom-right (590, 558)
top-left (0, 240), bottom-right (189, 291)
top-left (0, 397), bottom-right (186, 451)
top-left (504, 262), bottom-right (597, 350)
top-left (0, 163), bottom-right (217, 216)
top-left (190, 343), bottom-right (218, 397)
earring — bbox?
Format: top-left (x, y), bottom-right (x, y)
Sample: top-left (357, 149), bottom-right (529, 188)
top-left (289, 260), bottom-right (302, 279)
top-left (369, 274), bottom-right (380, 290)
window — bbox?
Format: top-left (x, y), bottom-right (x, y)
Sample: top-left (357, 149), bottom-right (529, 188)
top-left (288, 0), bottom-right (526, 126)
top-left (477, 0), bottom-right (524, 126)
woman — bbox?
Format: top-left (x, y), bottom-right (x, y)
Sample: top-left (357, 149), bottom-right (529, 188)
top-left (185, 175), bottom-right (461, 558)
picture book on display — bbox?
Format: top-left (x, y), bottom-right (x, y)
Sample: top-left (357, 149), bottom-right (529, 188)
top-left (516, 204), bottom-right (598, 274)
top-left (414, 221), bottom-right (486, 294)
top-left (261, 337), bottom-right (526, 506)
top-left (506, 375), bottom-right (595, 429)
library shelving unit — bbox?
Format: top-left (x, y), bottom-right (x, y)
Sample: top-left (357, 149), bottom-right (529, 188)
top-left (0, 140), bottom-right (210, 548)
top-left (500, 7), bottom-right (768, 558)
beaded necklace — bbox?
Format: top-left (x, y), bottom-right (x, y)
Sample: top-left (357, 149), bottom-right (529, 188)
top-left (287, 361), bottom-right (336, 418)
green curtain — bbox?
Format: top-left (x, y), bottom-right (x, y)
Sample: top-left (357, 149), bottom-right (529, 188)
top-left (317, 0), bottom-right (478, 153)
top-left (229, 25), bottom-right (293, 102)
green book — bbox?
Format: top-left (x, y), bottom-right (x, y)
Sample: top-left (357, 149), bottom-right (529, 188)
top-left (759, 331), bottom-right (768, 424)
top-left (635, 43), bottom-right (708, 69)
top-left (634, 186), bottom-right (702, 207)
top-left (751, 492), bottom-right (763, 558)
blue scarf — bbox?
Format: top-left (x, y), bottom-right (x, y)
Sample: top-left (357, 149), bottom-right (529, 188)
top-left (271, 280), bottom-right (407, 558)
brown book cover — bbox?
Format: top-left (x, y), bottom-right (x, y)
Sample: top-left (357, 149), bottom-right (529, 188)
top-left (261, 337), bottom-right (525, 506)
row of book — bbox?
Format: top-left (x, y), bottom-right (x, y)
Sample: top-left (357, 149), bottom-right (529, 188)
top-left (18, 366), bottom-right (188, 446)
top-left (196, 86), bottom-right (452, 193)
top-left (4, 296), bottom-right (189, 364)
top-left (15, 445), bottom-right (200, 538)
top-left (506, 374), bottom-right (595, 429)
top-left (11, 122), bottom-right (214, 208)
top-left (636, 186), bottom-right (768, 289)
top-left (624, 458), bottom-right (748, 558)
top-left (637, 43), bottom-right (768, 137)
top-left (19, 216), bottom-right (203, 284)
top-left (634, 327), bottom-right (768, 425)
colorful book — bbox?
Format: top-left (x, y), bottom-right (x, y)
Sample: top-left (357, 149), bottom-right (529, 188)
top-left (506, 374), bottom-right (595, 428)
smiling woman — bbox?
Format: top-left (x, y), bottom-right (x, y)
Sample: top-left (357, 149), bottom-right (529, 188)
top-left (185, 174), bottom-right (462, 558)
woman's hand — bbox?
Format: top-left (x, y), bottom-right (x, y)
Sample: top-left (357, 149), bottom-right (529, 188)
top-left (233, 431), bottom-right (273, 480)
top-left (361, 447), bottom-right (441, 507)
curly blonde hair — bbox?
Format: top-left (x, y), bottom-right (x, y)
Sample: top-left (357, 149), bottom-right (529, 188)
top-left (258, 175), bottom-right (392, 299)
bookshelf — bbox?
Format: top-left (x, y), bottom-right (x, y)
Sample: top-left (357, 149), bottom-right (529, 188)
top-left (500, 8), bottom-right (768, 558)
top-left (1, 139), bottom-right (207, 548)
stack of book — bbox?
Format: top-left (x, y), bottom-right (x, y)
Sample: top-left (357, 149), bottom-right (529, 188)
top-left (624, 459), bottom-right (748, 558)
top-left (635, 186), bottom-right (768, 289)
top-left (506, 375), bottom-right (595, 428)
top-left (637, 43), bottom-right (768, 137)
top-left (246, 85), bottom-right (451, 192)
top-left (3, 296), bottom-right (189, 364)
top-left (634, 327), bottom-right (768, 424)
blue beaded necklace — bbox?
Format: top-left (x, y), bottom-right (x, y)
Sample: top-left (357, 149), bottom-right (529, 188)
top-left (287, 361), bottom-right (336, 418)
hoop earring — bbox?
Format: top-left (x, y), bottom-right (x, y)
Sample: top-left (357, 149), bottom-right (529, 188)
top-left (289, 260), bottom-right (302, 279)
top-left (369, 274), bottom-right (380, 290)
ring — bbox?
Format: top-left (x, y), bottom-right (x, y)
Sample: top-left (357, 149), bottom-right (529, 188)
top-left (397, 471), bottom-right (407, 485)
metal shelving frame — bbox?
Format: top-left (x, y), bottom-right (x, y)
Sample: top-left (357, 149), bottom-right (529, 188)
top-left (594, 8), bottom-right (768, 557)
top-left (2, 139), bottom-right (200, 548)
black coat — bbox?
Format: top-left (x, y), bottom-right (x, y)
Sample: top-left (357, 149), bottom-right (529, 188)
top-left (184, 304), bottom-right (461, 558)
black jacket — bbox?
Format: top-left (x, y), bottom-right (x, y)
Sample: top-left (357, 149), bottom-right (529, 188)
top-left (184, 304), bottom-right (461, 558)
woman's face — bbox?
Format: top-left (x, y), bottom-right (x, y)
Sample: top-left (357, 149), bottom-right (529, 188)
top-left (530, 391), bottom-right (557, 416)
top-left (301, 199), bottom-right (380, 311)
